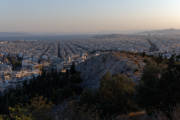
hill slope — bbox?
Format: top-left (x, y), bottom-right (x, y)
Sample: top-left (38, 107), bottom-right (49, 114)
top-left (76, 52), bottom-right (146, 89)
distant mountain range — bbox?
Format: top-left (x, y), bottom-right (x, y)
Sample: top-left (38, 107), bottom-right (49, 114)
top-left (93, 29), bottom-right (180, 39)
top-left (137, 29), bottom-right (180, 36)
top-left (1, 29), bottom-right (180, 40)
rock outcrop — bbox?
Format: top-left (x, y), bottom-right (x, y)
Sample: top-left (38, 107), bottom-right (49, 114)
top-left (76, 52), bottom-right (145, 89)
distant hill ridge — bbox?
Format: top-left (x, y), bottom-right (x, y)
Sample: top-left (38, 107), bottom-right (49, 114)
top-left (0, 32), bottom-right (33, 37)
top-left (93, 29), bottom-right (180, 38)
top-left (138, 28), bottom-right (180, 35)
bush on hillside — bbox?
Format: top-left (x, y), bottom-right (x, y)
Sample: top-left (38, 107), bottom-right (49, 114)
top-left (80, 72), bottom-right (137, 117)
top-left (137, 55), bottom-right (180, 118)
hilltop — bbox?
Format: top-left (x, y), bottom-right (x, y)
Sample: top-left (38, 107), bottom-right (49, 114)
top-left (76, 51), bottom-right (146, 89)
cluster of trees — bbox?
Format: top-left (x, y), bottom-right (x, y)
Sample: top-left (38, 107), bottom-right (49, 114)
top-left (1, 54), bottom-right (180, 120)
top-left (0, 96), bottom-right (53, 120)
top-left (0, 64), bottom-right (83, 119)
top-left (7, 55), bottom-right (23, 70)
top-left (137, 55), bottom-right (180, 118)
top-left (79, 72), bottom-right (137, 117)
top-left (78, 54), bottom-right (180, 119)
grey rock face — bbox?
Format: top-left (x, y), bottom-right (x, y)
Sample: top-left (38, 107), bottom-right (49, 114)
top-left (76, 52), bottom-right (145, 89)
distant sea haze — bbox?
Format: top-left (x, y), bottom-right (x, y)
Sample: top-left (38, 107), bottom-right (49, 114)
top-left (0, 32), bottom-right (92, 41)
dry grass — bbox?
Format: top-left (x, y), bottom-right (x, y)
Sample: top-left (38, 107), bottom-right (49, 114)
top-left (115, 111), bottom-right (151, 120)
top-left (115, 107), bottom-right (180, 120)
top-left (54, 101), bottom-right (100, 120)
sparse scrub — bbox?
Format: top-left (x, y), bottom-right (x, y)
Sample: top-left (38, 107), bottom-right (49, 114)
top-left (55, 101), bottom-right (100, 120)
top-left (80, 72), bottom-right (138, 118)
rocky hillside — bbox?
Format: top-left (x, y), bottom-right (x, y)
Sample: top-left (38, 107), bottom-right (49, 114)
top-left (76, 52), bottom-right (146, 89)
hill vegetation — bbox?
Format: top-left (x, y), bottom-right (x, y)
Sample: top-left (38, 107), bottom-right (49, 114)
top-left (0, 52), bottom-right (180, 120)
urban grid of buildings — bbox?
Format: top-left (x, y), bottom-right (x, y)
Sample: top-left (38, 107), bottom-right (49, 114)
top-left (0, 34), bottom-right (180, 91)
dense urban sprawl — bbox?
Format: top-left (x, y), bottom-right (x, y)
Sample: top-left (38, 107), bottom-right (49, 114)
top-left (0, 34), bottom-right (180, 91)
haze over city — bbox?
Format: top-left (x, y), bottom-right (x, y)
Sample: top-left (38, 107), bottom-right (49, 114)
top-left (1, 0), bottom-right (180, 34)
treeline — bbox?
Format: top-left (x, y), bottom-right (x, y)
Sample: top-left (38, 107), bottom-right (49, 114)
top-left (7, 55), bottom-right (23, 70)
top-left (1, 54), bottom-right (180, 120)
top-left (137, 54), bottom-right (180, 118)
top-left (0, 64), bottom-right (83, 119)
top-left (77, 54), bottom-right (180, 119)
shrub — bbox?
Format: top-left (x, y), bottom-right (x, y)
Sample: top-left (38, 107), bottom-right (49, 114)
top-left (8, 96), bottom-right (53, 120)
top-left (99, 72), bottom-right (137, 115)
top-left (80, 72), bottom-right (137, 117)
top-left (137, 56), bottom-right (180, 118)
top-left (55, 101), bottom-right (100, 120)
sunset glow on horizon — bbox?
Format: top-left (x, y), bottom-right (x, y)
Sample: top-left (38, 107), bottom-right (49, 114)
top-left (1, 0), bottom-right (180, 34)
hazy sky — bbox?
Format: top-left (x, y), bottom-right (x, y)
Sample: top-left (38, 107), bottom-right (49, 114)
top-left (1, 0), bottom-right (180, 34)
